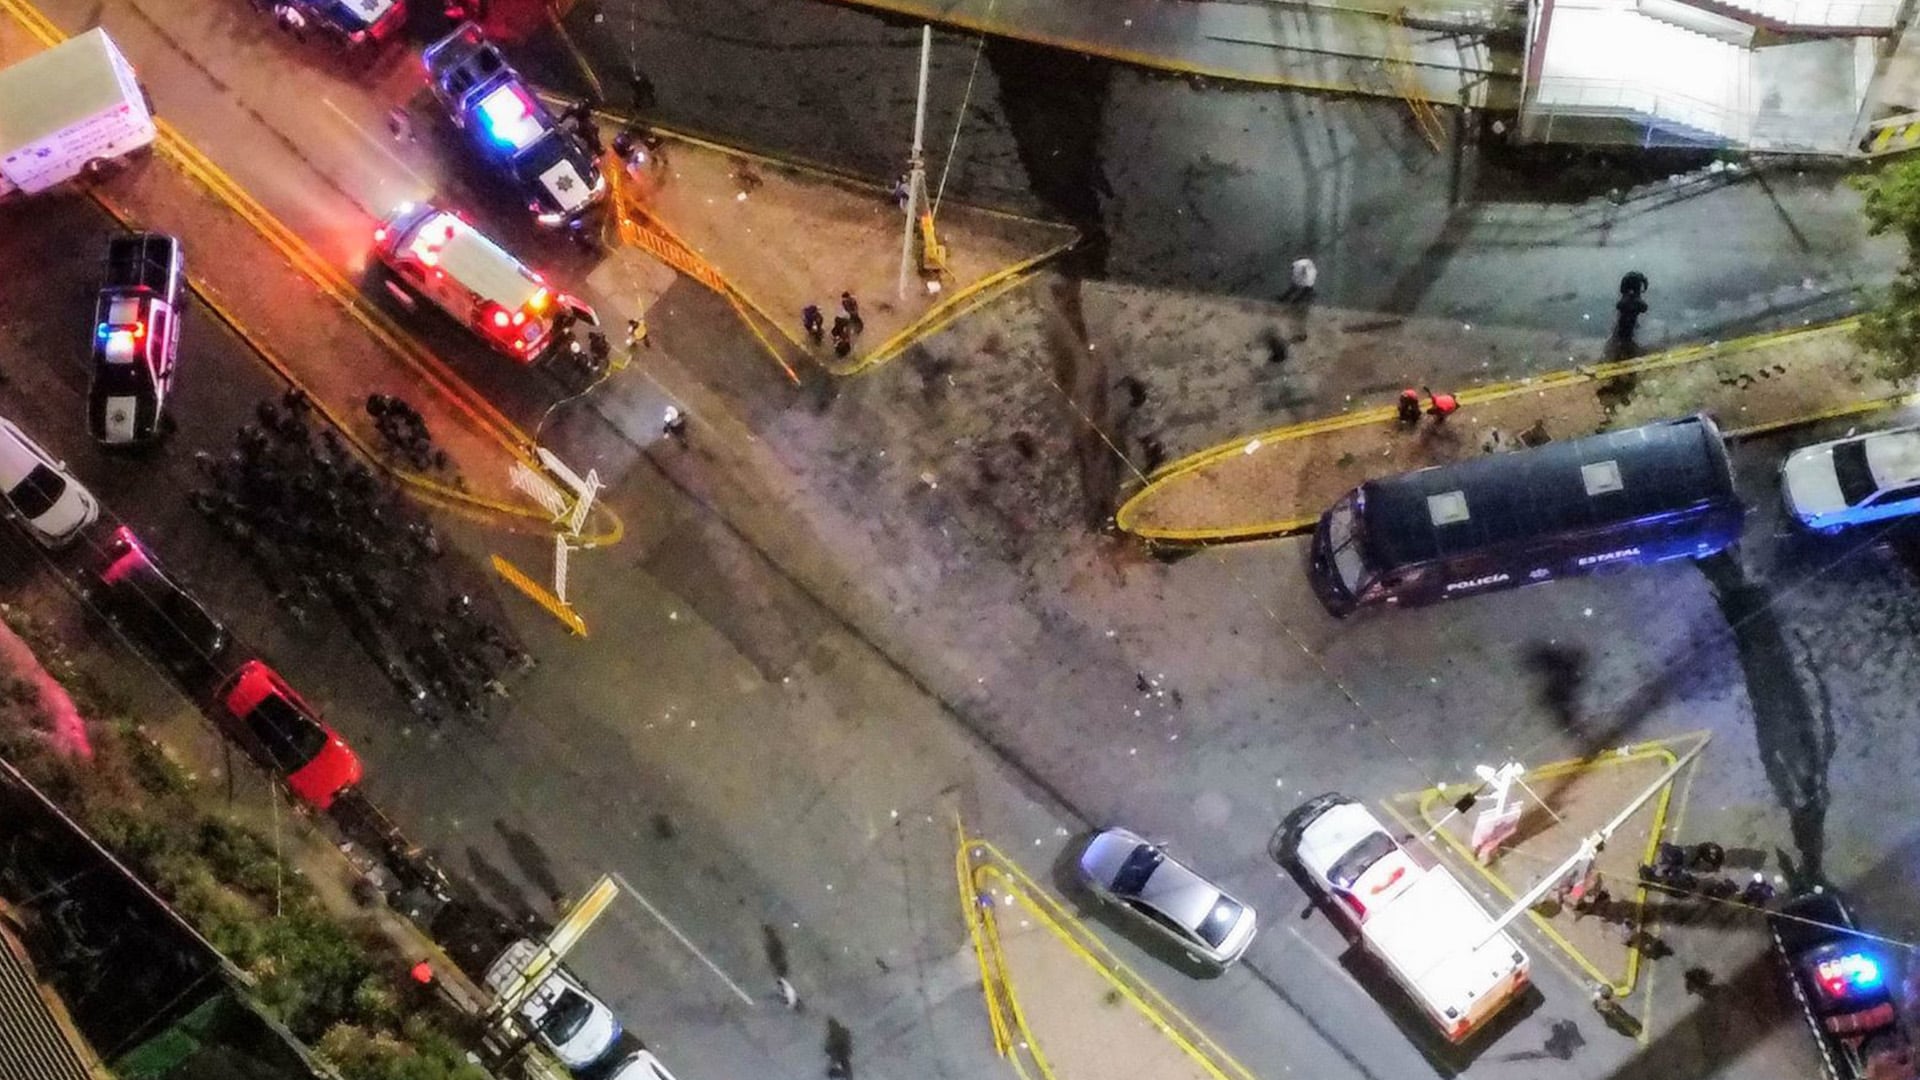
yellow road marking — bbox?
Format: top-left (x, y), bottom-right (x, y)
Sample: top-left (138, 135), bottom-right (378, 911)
top-left (0, 0), bottom-right (624, 549)
top-left (574, 90), bottom-right (1077, 378)
top-left (492, 554), bottom-right (588, 636)
top-left (829, 235), bottom-right (1079, 376)
top-left (1116, 319), bottom-right (1876, 543)
top-left (957, 832), bottom-right (1261, 1080)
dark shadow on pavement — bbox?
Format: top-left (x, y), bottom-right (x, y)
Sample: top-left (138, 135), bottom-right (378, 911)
top-left (1696, 552), bottom-right (1832, 882)
top-left (493, 818), bottom-right (565, 911)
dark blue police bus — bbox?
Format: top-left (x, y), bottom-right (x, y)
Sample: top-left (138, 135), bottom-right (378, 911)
top-left (1308, 414), bottom-right (1744, 616)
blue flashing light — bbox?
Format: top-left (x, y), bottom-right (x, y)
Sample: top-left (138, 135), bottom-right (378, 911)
top-left (475, 83), bottom-right (543, 152)
top-left (1817, 951), bottom-right (1883, 998)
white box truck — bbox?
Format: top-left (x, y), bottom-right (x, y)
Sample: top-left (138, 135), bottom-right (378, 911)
top-left (1287, 794), bottom-right (1531, 1043)
top-left (0, 28), bottom-right (155, 198)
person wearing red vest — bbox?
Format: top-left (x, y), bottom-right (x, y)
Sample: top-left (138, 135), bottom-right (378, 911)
top-left (1424, 387), bottom-right (1459, 423)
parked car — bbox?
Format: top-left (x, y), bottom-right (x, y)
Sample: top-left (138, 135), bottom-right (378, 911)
top-left (1781, 425), bottom-right (1920, 534)
top-left (1771, 888), bottom-right (1917, 1080)
top-left (1075, 827), bottom-right (1257, 967)
top-left (85, 526), bottom-right (230, 682)
top-left (89, 232), bottom-right (184, 446)
top-left (0, 417), bottom-right (98, 547)
top-left (483, 939), bottom-right (622, 1070)
top-left (423, 23), bottom-right (605, 227)
top-left (607, 1050), bottom-right (680, 1080)
top-left (218, 660), bottom-right (362, 810)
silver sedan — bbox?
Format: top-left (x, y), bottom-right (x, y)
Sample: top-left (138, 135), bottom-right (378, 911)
top-left (1076, 827), bottom-right (1257, 967)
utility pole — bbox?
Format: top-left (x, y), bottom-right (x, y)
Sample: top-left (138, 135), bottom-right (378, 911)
top-left (897, 25), bottom-right (931, 300)
top-left (1479, 739), bottom-right (1708, 945)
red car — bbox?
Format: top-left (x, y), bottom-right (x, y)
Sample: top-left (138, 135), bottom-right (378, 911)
top-left (219, 660), bottom-right (362, 809)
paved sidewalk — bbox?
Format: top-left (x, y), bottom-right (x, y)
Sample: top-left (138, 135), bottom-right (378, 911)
top-left (961, 838), bottom-right (1257, 1080)
top-left (1384, 738), bottom-right (1701, 999)
top-left (827, 0), bottom-right (1514, 105)
top-left (601, 117), bottom-right (1080, 375)
top-left (1117, 321), bottom-right (1886, 541)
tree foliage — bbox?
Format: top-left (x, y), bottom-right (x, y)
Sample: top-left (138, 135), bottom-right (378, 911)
top-left (1857, 159), bottom-right (1920, 379)
top-left (0, 608), bottom-right (488, 1079)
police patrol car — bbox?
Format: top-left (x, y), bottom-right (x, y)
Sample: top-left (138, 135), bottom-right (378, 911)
top-left (372, 201), bottom-right (594, 360)
top-left (89, 232), bottom-right (184, 446)
top-left (423, 23), bottom-right (605, 227)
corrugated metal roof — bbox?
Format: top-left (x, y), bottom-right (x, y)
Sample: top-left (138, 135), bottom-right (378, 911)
top-left (0, 921), bottom-right (93, 1080)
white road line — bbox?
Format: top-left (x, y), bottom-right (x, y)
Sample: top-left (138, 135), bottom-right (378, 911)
top-left (610, 872), bottom-right (756, 1005)
top-left (318, 97), bottom-right (433, 191)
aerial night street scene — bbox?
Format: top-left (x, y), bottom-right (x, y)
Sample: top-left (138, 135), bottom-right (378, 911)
top-left (14, 0), bottom-right (1920, 1077)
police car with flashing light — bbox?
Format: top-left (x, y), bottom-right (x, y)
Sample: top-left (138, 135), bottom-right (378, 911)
top-left (1772, 888), bottom-right (1917, 1080)
top-left (423, 23), bottom-right (605, 227)
top-left (89, 233), bottom-right (184, 447)
top-left (372, 201), bottom-right (595, 360)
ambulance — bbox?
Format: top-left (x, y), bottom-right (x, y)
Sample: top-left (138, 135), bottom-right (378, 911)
top-left (1284, 794), bottom-right (1531, 1043)
top-left (372, 202), bottom-right (594, 360)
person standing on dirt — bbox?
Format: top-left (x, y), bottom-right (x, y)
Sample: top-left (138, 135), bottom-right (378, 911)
top-left (1397, 388), bottom-right (1422, 426)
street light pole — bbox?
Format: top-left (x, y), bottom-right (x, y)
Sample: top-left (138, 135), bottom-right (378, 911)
top-left (898, 25), bottom-right (931, 300)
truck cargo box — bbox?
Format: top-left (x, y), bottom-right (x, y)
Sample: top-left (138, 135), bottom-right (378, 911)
top-left (0, 29), bottom-right (155, 197)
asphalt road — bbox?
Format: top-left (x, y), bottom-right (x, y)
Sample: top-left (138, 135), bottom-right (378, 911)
top-left (547, 0), bottom-right (1901, 354)
top-left (8, 185), bottom-right (1918, 1080)
top-left (9, 4), bottom-right (1920, 1080)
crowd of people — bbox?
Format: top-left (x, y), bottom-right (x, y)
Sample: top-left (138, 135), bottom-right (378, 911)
top-left (190, 391), bottom-right (532, 725)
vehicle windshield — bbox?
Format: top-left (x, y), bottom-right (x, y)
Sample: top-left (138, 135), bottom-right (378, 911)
top-left (537, 988), bottom-right (592, 1043)
top-left (1833, 440), bottom-right (1879, 507)
top-left (1110, 844), bottom-right (1164, 897)
top-left (1328, 832), bottom-right (1398, 890)
top-left (1194, 896), bottom-right (1246, 948)
top-left (247, 696), bottom-right (328, 772)
top-left (7, 465), bottom-right (66, 520)
top-left (1324, 495), bottom-right (1371, 596)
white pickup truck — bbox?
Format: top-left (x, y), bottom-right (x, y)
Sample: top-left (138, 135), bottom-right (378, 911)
top-left (0, 28), bottom-right (155, 198)
top-left (1287, 794), bottom-right (1531, 1043)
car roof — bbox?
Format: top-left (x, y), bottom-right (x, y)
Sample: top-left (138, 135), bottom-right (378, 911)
top-left (1295, 798), bottom-right (1385, 873)
top-left (401, 211), bottom-right (541, 309)
top-left (1133, 854), bottom-right (1230, 930)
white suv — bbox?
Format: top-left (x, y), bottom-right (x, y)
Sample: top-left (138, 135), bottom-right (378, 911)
top-left (0, 418), bottom-right (98, 547)
top-left (483, 939), bottom-right (621, 1070)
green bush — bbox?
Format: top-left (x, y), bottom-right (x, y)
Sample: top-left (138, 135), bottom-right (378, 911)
top-left (316, 1024), bottom-right (490, 1080)
top-left (0, 615), bottom-right (490, 1080)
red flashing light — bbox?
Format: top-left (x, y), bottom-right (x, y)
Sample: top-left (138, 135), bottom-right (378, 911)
top-left (512, 340), bottom-right (528, 351)
top-left (491, 310), bottom-right (511, 329)
top-left (1368, 866), bottom-right (1406, 894)
top-left (511, 311), bottom-right (527, 327)
top-left (374, 227), bottom-right (388, 244)
top-left (131, 322), bottom-right (145, 338)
